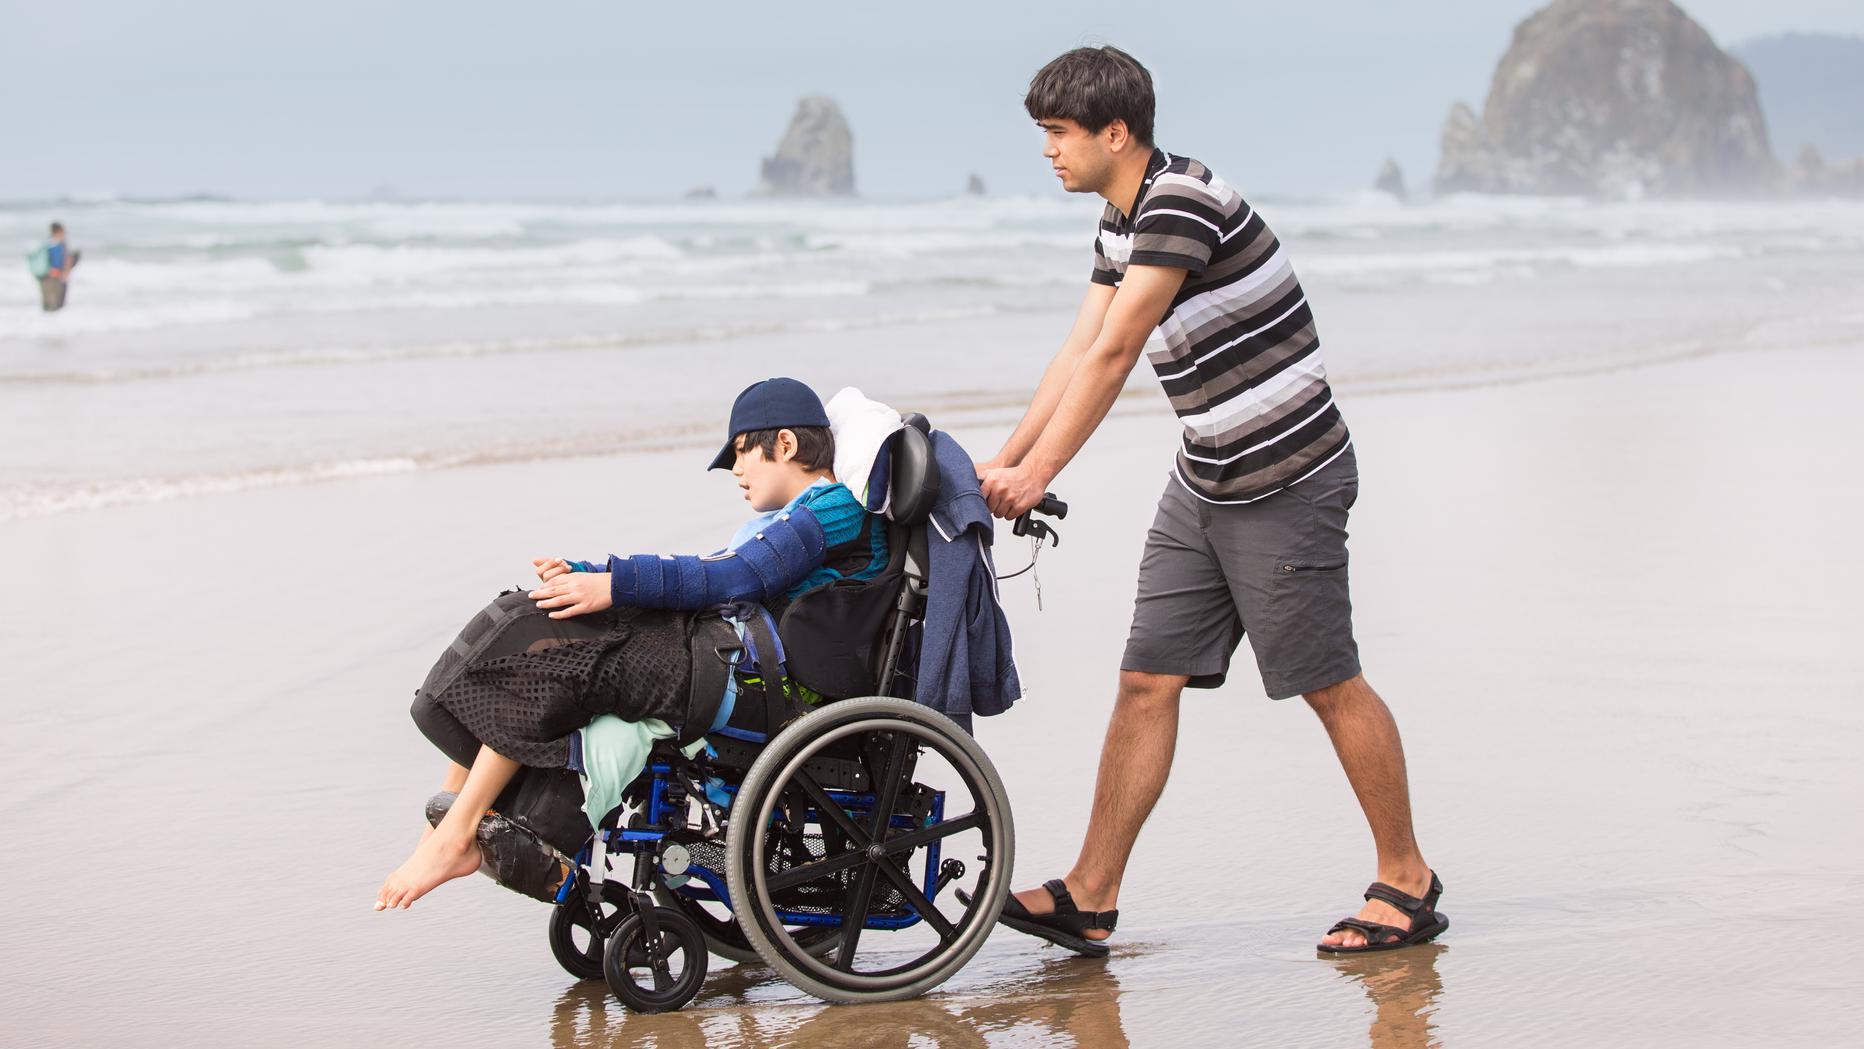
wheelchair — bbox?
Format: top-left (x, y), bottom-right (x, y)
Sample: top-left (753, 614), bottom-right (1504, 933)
top-left (533, 414), bottom-right (1066, 1013)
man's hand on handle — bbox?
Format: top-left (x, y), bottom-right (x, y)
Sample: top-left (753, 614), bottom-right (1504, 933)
top-left (980, 461), bottom-right (1053, 520)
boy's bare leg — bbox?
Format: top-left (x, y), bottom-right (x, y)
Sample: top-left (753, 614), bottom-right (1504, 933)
top-left (377, 746), bottom-right (519, 910)
top-left (418, 762), bottom-right (472, 845)
top-left (1010, 670), bottom-right (1187, 937)
top-left (1305, 673), bottom-right (1432, 948)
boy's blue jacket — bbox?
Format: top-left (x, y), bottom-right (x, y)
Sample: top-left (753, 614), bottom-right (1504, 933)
top-left (914, 430), bottom-right (1022, 730)
top-left (568, 482), bottom-right (881, 610)
top-left (571, 507), bottom-right (828, 609)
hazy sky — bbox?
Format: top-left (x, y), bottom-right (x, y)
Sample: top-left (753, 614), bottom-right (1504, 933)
top-left (3, 0), bottom-right (1860, 201)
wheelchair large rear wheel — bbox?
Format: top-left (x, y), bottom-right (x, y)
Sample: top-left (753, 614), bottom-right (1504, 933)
top-left (724, 697), bottom-right (1013, 1004)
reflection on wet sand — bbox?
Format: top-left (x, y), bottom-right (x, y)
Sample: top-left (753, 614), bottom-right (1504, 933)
top-left (549, 953), bottom-right (1130, 1049)
top-left (1327, 945), bottom-right (1445, 1049)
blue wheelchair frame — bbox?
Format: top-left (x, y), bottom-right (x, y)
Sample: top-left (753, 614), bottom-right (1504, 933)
top-left (561, 757), bottom-right (951, 932)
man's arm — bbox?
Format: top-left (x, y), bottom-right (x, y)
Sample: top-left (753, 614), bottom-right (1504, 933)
top-left (980, 264), bottom-right (1187, 518)
top-left (979, 282), bottom-right (1116, 473)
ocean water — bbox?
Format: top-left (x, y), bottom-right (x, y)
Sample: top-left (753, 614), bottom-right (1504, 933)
top-left (4, 192), bottom-right (1863, 520)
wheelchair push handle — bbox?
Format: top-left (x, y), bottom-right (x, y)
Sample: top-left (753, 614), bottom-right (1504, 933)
top-left (1011, 491), bottom-right (1067, 547)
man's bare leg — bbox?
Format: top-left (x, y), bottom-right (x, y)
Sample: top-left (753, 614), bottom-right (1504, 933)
top-left (1305, 673), bottom-right (1433, 948)
top-left (1010, 670), bottom-right (1188, 938)
top-left (377, 746), bottom-right (519, 910)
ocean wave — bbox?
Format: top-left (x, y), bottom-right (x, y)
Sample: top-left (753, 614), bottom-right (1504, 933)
top-left (0, 273), bottom-right (896, 339)
top-left (0, 457), bottom-right (425, 521)
top-left (1300, 242), bottom-right (1747, 282)
top-left (0, 423), bottom-right (717, 522)
top-left (0, 303), bottom-right (1009, 384)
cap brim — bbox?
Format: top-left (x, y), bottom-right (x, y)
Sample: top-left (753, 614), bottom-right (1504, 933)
top-left (706, 441), bottom-right (735, 471)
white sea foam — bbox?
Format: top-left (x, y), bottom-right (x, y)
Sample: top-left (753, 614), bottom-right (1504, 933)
top-left (1301, 242), bottom-right (1747, 283)
top-left (0, 302), bottom-right (1003, 383)
top-left (0, 458), bottom-right (423, 522)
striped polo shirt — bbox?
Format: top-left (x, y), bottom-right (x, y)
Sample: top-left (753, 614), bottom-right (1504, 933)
top-left (1092, 149), bottom-right (1351, 504)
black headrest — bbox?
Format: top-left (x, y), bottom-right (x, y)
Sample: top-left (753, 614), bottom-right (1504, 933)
top-left (886, 418), bottom-right (939, 526)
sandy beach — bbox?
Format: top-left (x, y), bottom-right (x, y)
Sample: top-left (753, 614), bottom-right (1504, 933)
top-left (4, 318), bottom-right (1862, 1046)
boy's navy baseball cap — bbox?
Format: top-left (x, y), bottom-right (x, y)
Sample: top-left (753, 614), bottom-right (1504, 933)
top-left (707, 377), bottom-right (831, 470)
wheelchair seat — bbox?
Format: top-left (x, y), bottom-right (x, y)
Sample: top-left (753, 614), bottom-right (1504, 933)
top-left (776, 413), bottom-right (939, 701)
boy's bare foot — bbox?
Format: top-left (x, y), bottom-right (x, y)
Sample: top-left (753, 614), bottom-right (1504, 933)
top-left (375, 831), bottom-right (483, 910)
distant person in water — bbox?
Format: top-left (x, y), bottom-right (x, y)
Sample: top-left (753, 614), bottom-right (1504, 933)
top-left (30, 222), bottom-right (81, 312)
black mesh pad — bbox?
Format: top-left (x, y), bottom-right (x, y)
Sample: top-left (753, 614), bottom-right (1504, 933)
top-left (414, 591), bottom-right (707, 768)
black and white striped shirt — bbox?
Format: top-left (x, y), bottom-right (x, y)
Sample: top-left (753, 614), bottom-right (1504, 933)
top-left (1093, 149), bottom-right (1351, 504)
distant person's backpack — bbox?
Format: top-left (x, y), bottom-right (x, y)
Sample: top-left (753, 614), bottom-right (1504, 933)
top-left (25, 243), bottom-right (51, 279)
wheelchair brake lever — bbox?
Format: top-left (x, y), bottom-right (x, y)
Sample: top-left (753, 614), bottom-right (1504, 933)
top-left (1011, 513), bottom-right (1060, 548)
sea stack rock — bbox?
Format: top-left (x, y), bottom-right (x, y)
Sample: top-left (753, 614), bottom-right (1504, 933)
top-left (965, 173), bottom-right (987, 196)
top-left (759, 97), bottom-right (856, 197)
top-left (1373, 158), bottom-right (1408, 200)
top-left (1434, 0), bottom-right (1776, 197)
top-left (1786, 145), bottom-right (1864, 197)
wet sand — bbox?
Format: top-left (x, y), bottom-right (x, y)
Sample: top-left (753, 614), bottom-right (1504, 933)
top-left (4, 340), bottom-right (1863, 1047)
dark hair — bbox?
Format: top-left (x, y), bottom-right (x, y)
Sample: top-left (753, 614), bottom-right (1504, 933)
top-left (49, 222), bottom-right (64, 235)
top-left (1024, 46), bottom-right (1155, 146)
top-left (735, 425), bottom-right (835, 471)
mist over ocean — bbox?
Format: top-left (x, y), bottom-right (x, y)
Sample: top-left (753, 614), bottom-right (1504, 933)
top-left (7, 191), bottom-right (1863, 522)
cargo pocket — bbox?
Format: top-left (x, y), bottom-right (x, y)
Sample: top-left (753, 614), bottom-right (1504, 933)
top-left (1266, 557), bottom-right (1353, 639)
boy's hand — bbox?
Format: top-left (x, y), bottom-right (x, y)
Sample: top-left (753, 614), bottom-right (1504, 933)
top-left (529, 573), bottom-right (613, 619)
top-left (533, 557), bottom-right (572, 583)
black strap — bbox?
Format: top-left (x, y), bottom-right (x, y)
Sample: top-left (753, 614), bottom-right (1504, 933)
top-left (1364, 882), bottom-right (1425, 914)
top-left (1362, 872), bottom-right (1443, 919)
top-left (1327, 917), bottom-right (1406, 944)
top-left (1042, 878), bottom-right (1118, 932)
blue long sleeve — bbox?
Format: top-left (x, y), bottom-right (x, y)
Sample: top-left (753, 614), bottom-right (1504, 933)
top-left (599, 505), bottom-right (829, 610)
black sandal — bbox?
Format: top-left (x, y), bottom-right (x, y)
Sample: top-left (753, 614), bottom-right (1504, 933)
top-left (963, 879), bottom-right (1117, 958)
top-left (1316, 871), bottom-right (1448, 955)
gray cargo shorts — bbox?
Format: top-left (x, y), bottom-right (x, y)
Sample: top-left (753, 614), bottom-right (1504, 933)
top-left (1122, 445), bottom-right (1360, 698)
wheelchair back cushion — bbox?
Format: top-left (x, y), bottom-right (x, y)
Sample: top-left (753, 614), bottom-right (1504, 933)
top-left (776, 554), bottom-right (905, 699)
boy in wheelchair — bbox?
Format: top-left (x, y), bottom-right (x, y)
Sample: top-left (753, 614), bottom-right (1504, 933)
top-left (376, 377), bottom-right (888, 912)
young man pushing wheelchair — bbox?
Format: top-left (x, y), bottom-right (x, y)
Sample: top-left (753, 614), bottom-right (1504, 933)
top-left (975, 46), bottom-right (1445, 956)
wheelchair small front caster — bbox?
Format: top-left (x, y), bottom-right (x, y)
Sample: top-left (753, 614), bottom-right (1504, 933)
top-left (548, 894), bottom-right (613, 981)
top-left (602, 905), bottom-right (708, 1013)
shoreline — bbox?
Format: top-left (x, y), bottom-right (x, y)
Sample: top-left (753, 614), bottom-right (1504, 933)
top-left (7, 305), bottom-right (1861, 525)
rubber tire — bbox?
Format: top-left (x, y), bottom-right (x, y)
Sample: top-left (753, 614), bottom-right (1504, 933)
top-left (724, 697), bottom-right (1014, 1004)
top-left (547, 898), bottom-right (608, 981)
top-left (601, 907), bottom-right (709, 1014)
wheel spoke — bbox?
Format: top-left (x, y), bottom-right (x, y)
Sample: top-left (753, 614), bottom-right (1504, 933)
top-left (868, 731), bottom-right (913, 843)
top-left (874, 860), bottom-right (958, 940)
top-left (793, 773), bottom-right (870, 847)
top-left (879, 810), bottom-right (984, 856)
top-left (833, 860), bottom-right (879, 969)
top-left (764, 843), bottom-right (869, 893)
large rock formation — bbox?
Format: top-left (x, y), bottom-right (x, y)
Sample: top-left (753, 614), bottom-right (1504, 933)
top-left (759, 97), bottom-right (855, 197)
top-left (1435, 0), bottom-right (1776, 197)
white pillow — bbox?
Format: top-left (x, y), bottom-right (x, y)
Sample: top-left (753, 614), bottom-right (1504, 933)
top-left (825, 386), bottom-right (903, 513)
